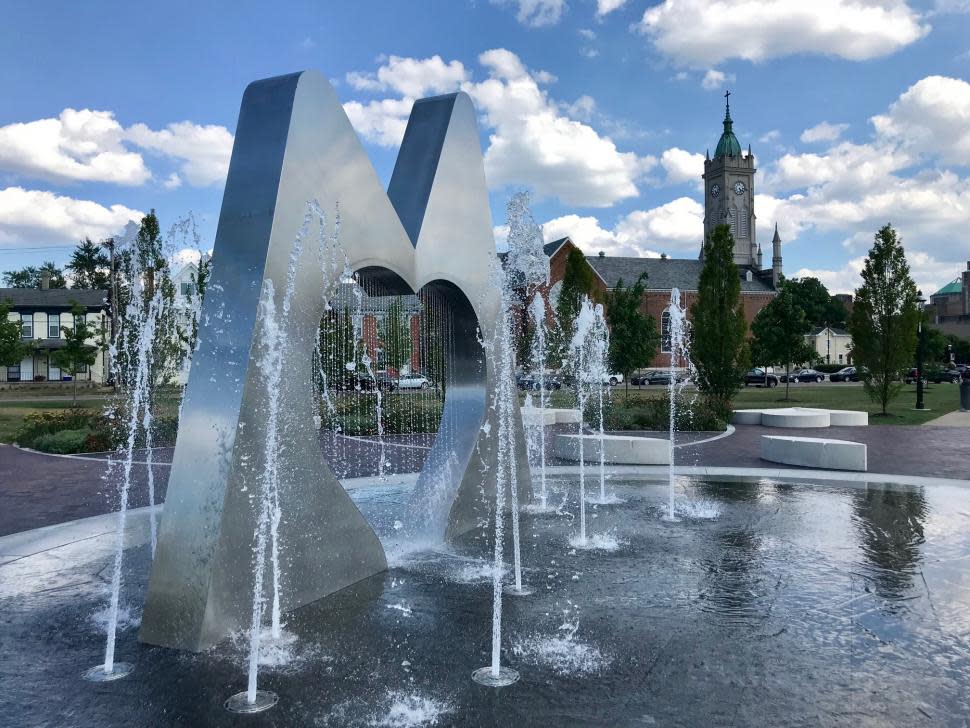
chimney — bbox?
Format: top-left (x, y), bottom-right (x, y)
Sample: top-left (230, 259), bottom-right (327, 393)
top-left (41, 270), bottom-right (51, 290)
top-left (598, 251), bottom-right (605, 258)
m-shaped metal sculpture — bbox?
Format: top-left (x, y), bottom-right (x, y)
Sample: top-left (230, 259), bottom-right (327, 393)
top-left (139, 71), bottom-right (532, 651)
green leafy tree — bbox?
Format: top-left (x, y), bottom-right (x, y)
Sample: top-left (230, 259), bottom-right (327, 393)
top-left (66, 238), bottom-right (111, 289)
top-left (691, 224), bottom-right (750, 417)
top-left (50, 304), bottom-right (99, 405)
top-left (379, 297), bottom-right (413, 379)
top-left (785, 276), bottom-right (848, 328)
top-left (3, 262), bottom-right (66, 289)
top-left (604, 272), bottom-right (659, 399)
top-left (944, 333), bottom-right (970, 364)
top-left (0, 301), bottom-right (34, 370)
top-left (552, 247), bottom-right (596, 365)
top-left (751, 283), bottom-right (817, 401)
top-left (848, 224), bottom-right (920, 415)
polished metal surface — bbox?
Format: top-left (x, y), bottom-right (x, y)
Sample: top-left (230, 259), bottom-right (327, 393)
top-left (140, 71), bottom-right (532, 651)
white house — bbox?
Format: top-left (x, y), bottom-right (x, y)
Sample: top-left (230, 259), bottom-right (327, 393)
top-left (805, 326), bottom-right (853, 366)
top-left (171, 261), bottom-right (204, 384)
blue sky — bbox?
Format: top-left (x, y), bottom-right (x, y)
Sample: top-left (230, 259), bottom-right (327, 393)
top-left (1, 0), bottom-right (969, 295)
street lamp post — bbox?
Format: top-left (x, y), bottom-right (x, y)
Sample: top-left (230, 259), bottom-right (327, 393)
top-left (916, 290), bottom-right (925, 411)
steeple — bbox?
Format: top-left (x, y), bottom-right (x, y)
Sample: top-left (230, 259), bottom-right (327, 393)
top-left (714, 90), bottom-right (742, 158)
top-left (771, 223), bottom-right (783, 288)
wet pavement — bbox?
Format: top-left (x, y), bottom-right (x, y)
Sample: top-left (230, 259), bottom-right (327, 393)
top-left (2, 476), bottom-right (970, 726)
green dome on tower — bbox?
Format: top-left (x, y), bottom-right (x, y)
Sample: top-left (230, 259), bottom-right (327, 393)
top-left (714, 92), bottom-right (742, 158)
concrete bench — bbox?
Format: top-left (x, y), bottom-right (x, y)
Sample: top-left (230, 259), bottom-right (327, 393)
top-left (797, 408), bottom-right (868, 426)
top-left (554, 433), bottom-right (670, 465)
top-left (731, 409), bottom-right (765, 425)
top-left (521, 407), bottom-right (557, 427)
top-left (761, 435), bottom-right (867, 471)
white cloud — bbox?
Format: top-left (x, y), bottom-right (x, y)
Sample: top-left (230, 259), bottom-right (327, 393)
top-left (871, 75), bottom-right (970, 165)
top-left (125, 121), bottom-right (233, 187)
top-left (0, 108), bottom-right (233, 189)
top-left (163, 173), bottom-right (182, 190)
top-left (800, 121), bottom-right (849, 143)
top-left (793, 251), bottom-right (962, 296)
top-left (539, 197), bottom-right (703, 258)
top-left (0, 109), bottom-right (150, 185)
top-left (345, 55), bottom-right (468, 98)
top-left (636, 0), bottom-right (929, 68)
top-left (759, 130), bottom-right (781, 144)
top-left (701, 69), bottom-right (735, 90)
top-left (493, 0), bottom-right (566, 27)
top-left (579, 28), bottom-right (596, 40)
top-left (0, 187), bottom-right (143, 246)
top-left (660, 147), bottom-right (704, 185)
top-left (344, 50), bottom-right (655, 207)
top-left (596, 0), bottom-right (627, 16)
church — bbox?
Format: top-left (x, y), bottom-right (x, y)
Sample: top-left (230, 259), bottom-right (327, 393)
top-left (544, 93), bottom-right (783, 368)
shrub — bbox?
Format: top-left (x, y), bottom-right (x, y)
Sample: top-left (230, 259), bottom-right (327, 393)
top-left (33, 428), bottom-right (93, 454)
top-left (590, 392), bottom-right (727, 432)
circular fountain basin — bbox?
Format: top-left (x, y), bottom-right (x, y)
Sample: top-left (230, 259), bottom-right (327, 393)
top-left (2, 474), bottom-right (969, 726)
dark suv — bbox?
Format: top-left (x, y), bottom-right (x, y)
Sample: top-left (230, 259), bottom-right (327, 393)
top-left (744, 368), bottom-right (779, 387)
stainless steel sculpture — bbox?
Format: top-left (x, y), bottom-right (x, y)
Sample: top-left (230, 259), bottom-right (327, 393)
top-left (140, 71), bottom-right (532, 651)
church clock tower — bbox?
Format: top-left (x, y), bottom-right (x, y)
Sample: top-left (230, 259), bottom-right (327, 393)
top-left (703, 92), bottom-right (758, 268)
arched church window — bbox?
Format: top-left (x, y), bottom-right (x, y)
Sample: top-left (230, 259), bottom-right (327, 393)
top-left (661, 311), bottom-right (672, 353)
top-left (740, 206), bottom-right (749, 238)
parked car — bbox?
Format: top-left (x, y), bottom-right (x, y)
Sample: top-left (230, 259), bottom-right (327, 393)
top-left (744, 368), bottom-right (779, 387)
top-left (928, 367), bottom-right (963, 384)
top-left (638, 370), bottom-right (688, 386)
top-left (393, 373), bottom-right (431, 390)
top-left (829, 366), bottom-right (855, 382)
top-left (903, 368), bottom-right (926, 385)
top-left (780, 368), bottom-right (826, 383)
top-left (517, 373), bottom-right (563, 391)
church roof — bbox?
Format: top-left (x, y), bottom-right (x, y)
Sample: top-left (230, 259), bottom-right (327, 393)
top-left (714, 93), bottom-right (742, 158)
top-left (933, 278), bottom-right (963, 297)
top-left (585, 257), bottom-right (774, 293)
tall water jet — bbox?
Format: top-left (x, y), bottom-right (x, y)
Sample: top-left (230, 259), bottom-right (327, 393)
top-left (527, 293), bottom-right (554, 513)
top-left (587, 303), bottom-right (616, 505)
top-left (568, 297), bottom-right (597, 546)
top-left (662, 287), bottom-right (690, 522)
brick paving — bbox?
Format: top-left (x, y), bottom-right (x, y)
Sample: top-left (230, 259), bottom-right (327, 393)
top-left (2, 421), bottom-right (968, 538)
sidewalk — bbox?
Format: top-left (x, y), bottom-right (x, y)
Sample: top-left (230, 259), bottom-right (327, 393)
top-left (923, 410), bottom-right (970, 427)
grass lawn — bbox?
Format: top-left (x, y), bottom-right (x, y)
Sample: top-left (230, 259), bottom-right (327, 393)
top-left (534, 382), bottom-right (961, 426)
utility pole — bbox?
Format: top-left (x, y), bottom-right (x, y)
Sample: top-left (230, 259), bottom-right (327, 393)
top-left (916, 290), bottom-right (926, 410)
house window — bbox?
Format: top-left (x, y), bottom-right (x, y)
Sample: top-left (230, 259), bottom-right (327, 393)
top-left (6, 364), bottom-right (20, 382)
top-left (48, 315), bottom-right (60, 338)
top-left (20, 314), bottom-right (32, 339)
top-left (74, 314), bottom-right (85, 332)
top-left (838, 354), bottom-right (843, 363)
top-left (180, 281), bottom-right (193, 298)
top-left (76, 363), bottom-right (88, 374)
top-left (661, 311), bottom-right (672, 353)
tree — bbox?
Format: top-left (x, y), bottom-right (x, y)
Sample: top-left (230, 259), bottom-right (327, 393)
top-left (691, 224), bottom-right (750, 417)
top-left (848, 224), bottom-right (920, 415)
top-left (552, 247), bottom-right (596, 364)
top-left (945, 333), bottom-right (970, 364)
top-left (66, 238), bottom-right (111, 289)
top-left (604, 272), bottom-right (659, 399)
top-left (379, 297), bottom-right (413, 379)
top-left (785, 276), bottom-right (848, 328)
top-left (751, 283), bottom-right (817, 401)
top-left (2, 262), bottom-right (67, 289)
top-left (0, 301), bottom-right (34, 370)
top-left (50, 304), bottom-right (99, 405)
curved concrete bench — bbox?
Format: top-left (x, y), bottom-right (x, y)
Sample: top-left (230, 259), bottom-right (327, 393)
top-left (521, 407), bottom-right (556, 427)
top-left (549, 408), bottom-right (582, 424)
top-left (554, 433), bottom-right (670, 465)
top-left (761, 435), bottom-right (867, 471)
top-left (760, 408), bottom-right (831, 428)
top-left (731, 409), bottom-right (765, 425)
top-left (798, 408), bottom-right (868, 426)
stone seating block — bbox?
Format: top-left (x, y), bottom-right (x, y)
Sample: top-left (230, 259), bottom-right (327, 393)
top-left (760, 408), bottom-right (831, 428)
top-left (521, 408), bottom-right (557, 427)
top-left (554, 433), bottom-right (670, 465)
top-left (761, 435), bottom-right (867, 471)
top-left (797, 408), bottom-right (868, 426)
top-left (731, 409), bottom-right (765, 425)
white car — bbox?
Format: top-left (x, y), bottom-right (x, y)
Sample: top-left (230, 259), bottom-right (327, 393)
top-left (604, 373), bottom-right (622, 386)
top-left (394, 374), bottom-right (431, 390)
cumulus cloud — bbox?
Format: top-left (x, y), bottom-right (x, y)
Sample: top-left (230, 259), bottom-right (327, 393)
top-left (793, 250), bottom-right (961, 296)
top-left (636, 0), bottom-right (929, 68)
top-left (595, 0), bottom-right (627, 16)
top-left (660, 147), bottom-right (705, 185)
top-left (871, 75), bottom-right (970, 165)
top-left (346, 55), bottom-right (468, 98)
top-left (540, 197), bottom-right (704, 258)
top-left (800, 121), bottom-right (850, 143)
top-left (0, 109), bottom-right (149, 185)
top-left (344, 49), bottom-right (655, 207)
top-left (492, 0), bottom-right (566, 26)
top-left (0, 108), bottom-right (233, 188)
top-left (125, 121), bottom-right (233, 186)
top-left (701, 69), bottom-right (735, 90)
top-left (0, 186), bottom-right (143, 246)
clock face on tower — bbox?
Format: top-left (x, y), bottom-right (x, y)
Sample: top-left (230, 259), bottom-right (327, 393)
top-left (710, 183), bottom-right (720, 198)
top-left (733, 181), bottom-right (747, 195)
